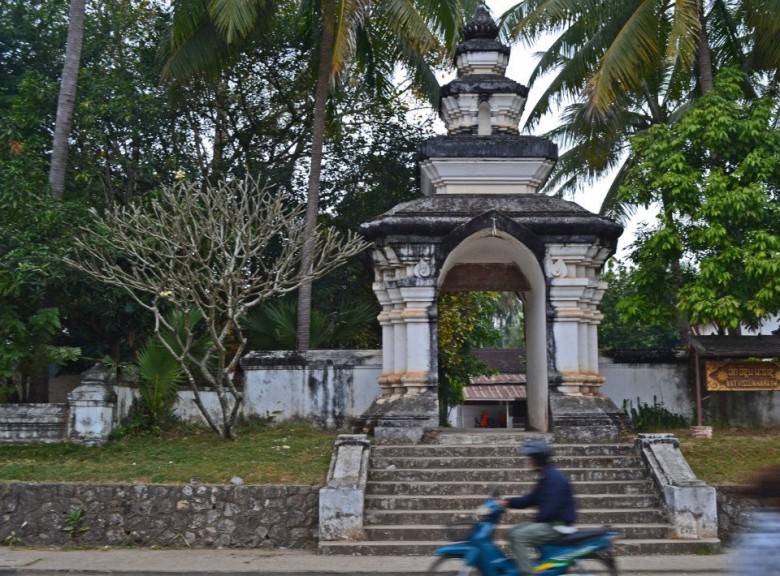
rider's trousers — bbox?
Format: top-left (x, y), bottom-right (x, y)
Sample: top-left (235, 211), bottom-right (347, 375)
top-left (508, 522), bottom-right (559, 575)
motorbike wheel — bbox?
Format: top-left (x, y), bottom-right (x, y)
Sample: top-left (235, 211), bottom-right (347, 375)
top-left (428, 555), bottom-right (480, 576)
top-left (565, 555), bottom-right (618, 576)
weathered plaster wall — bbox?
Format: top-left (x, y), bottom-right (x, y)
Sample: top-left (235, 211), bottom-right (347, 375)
top-left (600, 356), bottom-right (694, 418)
top-left (707, 392), bottom-right (780, 427)
top-left (0, 404), bottom-right (68, 443)
top-left (0, 483), bottom-right (319, 549)
top-left (601, 355), bottom-right (780, 426)
top-left (173, 351), bottom-right (381, 428)
top-left (238, 350), bottom-right (382, 428)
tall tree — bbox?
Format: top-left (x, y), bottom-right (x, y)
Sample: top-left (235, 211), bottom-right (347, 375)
top-left (618, 67), bottom-right (780, 335)
top-left (163, 0), bottom-right (475, 349)
top-left (49, 0), bottom-right (86, 198)
top-left (499, 0), bottom-right (780, 215)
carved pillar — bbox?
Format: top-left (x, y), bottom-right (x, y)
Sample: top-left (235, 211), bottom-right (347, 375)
top-left (546, 243), bottom-right (611, 395)
top-left (371, 247), bottom-right (438, 397)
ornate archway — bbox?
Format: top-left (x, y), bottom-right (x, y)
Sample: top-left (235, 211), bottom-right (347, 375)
top-left (359, 7), bottom-right (623, 443)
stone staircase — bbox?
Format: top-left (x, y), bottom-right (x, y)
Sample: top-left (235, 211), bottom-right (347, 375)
top-left (319, 430), bottom-right (720, 556)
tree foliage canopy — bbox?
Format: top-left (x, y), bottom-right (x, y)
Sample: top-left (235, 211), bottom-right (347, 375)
top-left (618, 67), bottom-right (780, 334)
top-left (437, 292), bottom-right (502, 425)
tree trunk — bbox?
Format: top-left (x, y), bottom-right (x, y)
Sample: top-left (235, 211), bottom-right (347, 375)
top-left (696, 1), bottom-right (714, 94)
top-left (49, 0), bottom-right (86, 199)
top-left (26, 371), bottom-right (49, 403)
top-left (296, 24), bottom-right (334, 351)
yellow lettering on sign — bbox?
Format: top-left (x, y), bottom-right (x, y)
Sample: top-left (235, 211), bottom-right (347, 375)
top-left (706, 361), bottom-right (780, 392)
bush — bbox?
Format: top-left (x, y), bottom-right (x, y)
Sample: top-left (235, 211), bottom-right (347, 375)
top-left (624, 396), bottom-right (689, 431)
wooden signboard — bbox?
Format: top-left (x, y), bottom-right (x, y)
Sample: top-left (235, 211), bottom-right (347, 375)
top-left (705, 360), bottom-right (780, 391)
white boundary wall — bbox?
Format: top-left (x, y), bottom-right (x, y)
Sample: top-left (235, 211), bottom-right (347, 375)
top-left (600, 356), bottom-right (694, 418)
top-left (172, 350), bottom-right (382, 429)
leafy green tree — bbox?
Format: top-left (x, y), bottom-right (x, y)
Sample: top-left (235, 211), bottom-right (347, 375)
top-left (598, 261), bottom-right (680, 350)
top-left (618, 67), bottom-right (780, 335)
top-left (0, 185), bottom-right (85, 401)
top-left (437, 292), bottom-right (502, 425)
top-left (1, 1), bottom-right (192, 400)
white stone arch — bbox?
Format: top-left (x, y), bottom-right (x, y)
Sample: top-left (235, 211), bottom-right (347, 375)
top-left (438, 228), bottom-right (548, 432)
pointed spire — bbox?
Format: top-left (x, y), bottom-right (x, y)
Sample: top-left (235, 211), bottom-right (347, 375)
top-left (463, 5), bottom-right (499, 41)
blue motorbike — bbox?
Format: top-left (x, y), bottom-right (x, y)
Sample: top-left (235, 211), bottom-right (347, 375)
top-left (430, 498), bottom-right (620, 576)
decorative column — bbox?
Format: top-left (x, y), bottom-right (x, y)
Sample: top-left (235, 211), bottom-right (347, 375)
top-left (364, 245), bottom-right (439, 443)
top-left (546, 243), bottom-right (613, 395)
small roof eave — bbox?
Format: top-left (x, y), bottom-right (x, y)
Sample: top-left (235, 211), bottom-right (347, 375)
top-left (688, 335), bottom-right (780, 358)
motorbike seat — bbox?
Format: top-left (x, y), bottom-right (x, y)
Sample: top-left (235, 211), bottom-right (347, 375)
top-left (547, 526), bottom-right (610, 546)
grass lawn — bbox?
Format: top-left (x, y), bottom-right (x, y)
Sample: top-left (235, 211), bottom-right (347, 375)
top-left (676, 427), bottom-right (780, 485)
top-left (1, 422), bottom-right (778, 487)
top-left (0, 422), bottom-right (337, 485)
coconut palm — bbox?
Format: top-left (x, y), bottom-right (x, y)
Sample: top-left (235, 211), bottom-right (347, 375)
top-left (499, 0), bottom-right (780, 216)
top-left (163, 0), bottom-right (476, 349)
top-left (49, 0), bottom-right (86, 198)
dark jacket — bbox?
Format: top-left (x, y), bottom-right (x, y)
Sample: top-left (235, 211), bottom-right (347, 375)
top-left (506, 463), bottom-right (577, 525)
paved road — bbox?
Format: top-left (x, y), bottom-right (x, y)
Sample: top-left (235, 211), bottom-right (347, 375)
top-left (0, 547), bottom-right (731, 575)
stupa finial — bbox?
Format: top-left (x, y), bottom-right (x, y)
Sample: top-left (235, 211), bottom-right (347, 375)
top-left (463, 5), bottom-right (499, 41)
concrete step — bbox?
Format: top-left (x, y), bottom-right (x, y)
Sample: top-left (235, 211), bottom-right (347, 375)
top-left (369, 467), bottom-right (649, 482)
top-left (372, 443), bottom-right (637, 458)
top-left (364, 508), bottom-right (668, 526)
top-left (318, 538), bottom-right (721, 557)
top-left (364, 493), bottom-right (663, 511)
top-left (366, 480), bottom-right (656, 496)
top-left (370, 455), bottom-right (644, 469)
top-left (362, 523), bottom-right (672, 541)
top-left (422, 430), bottom-right (550, 445)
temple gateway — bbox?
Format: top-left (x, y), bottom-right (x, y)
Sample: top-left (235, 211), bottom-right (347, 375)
top-left (359, 7), bottom-right (624, 443)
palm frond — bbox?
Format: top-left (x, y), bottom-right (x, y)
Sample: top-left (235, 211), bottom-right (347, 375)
top-left (379, 0), bottom-right (440, 58)
top-left (209, 0), bottom-right (276, 44)
top-left (330, 0), bottom-right (369, 78)
top-left (584, 0), bottom-right (664, 118)
top-left (665, 0), bottom-right (700, 74)
top-left (500, 0), bottom-right (584, 43)
top-left (161, 19), bottom-right (227, 80)
top-left (742, 0), bottom-right (780, 74)
top-left (599, 157), bottom-right (637, 224)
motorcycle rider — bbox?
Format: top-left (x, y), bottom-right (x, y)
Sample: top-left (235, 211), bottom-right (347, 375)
top-left (500, 439), bottom-right (577, 575)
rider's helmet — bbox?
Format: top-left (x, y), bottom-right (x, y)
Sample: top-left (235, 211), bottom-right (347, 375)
top-left (518, 439), bottom-right (551, 464)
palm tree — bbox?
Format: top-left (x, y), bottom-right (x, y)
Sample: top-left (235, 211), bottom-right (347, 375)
top-left (49, 0), bottom-right (87, 199)
top-left (164, 0), bottom-right (475, 349)
top-left (498, 0), bottom-right (780, 215)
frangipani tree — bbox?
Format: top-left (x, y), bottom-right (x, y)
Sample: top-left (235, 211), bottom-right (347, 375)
top-left (68, 176), bottom-right (368, 438)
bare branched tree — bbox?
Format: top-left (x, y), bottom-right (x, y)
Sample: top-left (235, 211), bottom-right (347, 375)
top-left (67, 177), bottom-right (368, 438)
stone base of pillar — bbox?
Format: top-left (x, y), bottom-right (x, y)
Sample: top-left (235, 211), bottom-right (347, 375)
top-left (556, 371), bottom-right (607, 395)
top-left (549, 393), bottom-right (627, 442)
top-left (359, 393), bottom-right (438, 444)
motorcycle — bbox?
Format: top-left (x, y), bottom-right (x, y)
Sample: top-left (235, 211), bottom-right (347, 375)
top-left (430, 498), bottom-right (620, 575)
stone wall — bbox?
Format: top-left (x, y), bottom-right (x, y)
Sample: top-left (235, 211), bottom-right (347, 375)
top-left (716, 484), bottom-right (759, 546)
top-left (0, 483), bottom-right (319, 549)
